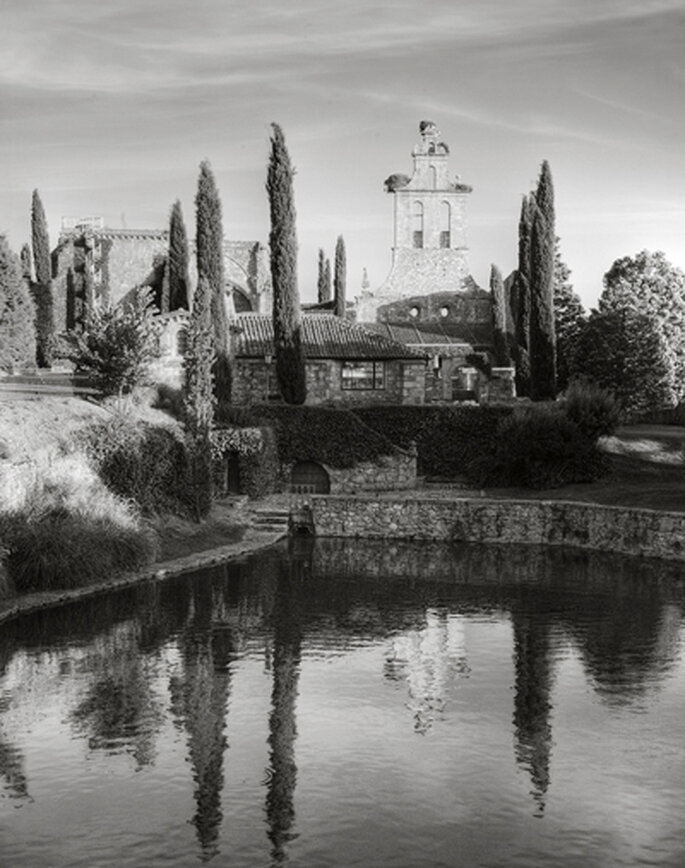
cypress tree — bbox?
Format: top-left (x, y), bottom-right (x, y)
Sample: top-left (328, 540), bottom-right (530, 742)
top-left (317, 248), bottom-right (329, 304)
top-left (168, 199), bottom-right (190, 311)
top-left (324, 258), bottom-right (332, 302)
top-left (0, 235), bottom-right (37, 372)
top-left (195, 160), bottom-right (232, 401)
top-left (334, 235), bottom-right (346, 318)
top-left (182, 275), bottom-right (216, 519)
top-left (529, 161), bottom-right (556, 399)
top-left (266, 123), bottom-right (306, 405)
top-left (31, 189), bottom-right (54, 367)
top-left (20, 244), bottom-right (33, 284)
top-left (513, 194), bottom-right (534, 396)
top-left (490, 263), bottom-right (511, 366)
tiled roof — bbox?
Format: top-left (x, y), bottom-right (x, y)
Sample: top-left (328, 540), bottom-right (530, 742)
top-left (362, 320), bottom-right (493, 348)
top-left (234, 313), bottom-right (427, 360)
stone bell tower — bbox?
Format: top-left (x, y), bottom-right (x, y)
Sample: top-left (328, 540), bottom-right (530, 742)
top-left (356, 121), bottom-right (474, 323)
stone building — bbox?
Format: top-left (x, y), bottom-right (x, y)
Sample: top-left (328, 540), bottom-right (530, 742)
top-left (51, 219), bottom-right (272, 331)
top-left (355, 121), bottom-right (515, 403)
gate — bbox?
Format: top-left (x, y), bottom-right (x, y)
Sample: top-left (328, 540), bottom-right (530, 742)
top-left (289, 461), bottom-right (330, 494)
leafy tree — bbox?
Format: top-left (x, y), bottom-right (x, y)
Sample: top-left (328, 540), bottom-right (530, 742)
top-left (182, 275), bottom-right (216, 518)
top-left (63, 288), bottom-right (160, 396)
top-left (334, 235), bottom-right (346, 318)
top-left (490, 263), bottom-right (510, 366)
top-left (553, 240), bottom-right (585, 391)
top-left (0, 235), bottom-right (37, 372)
top-left (31, 189), bottom-right (54, 367)
top-left (168, 200), bottom-right (190, 311)
top-left (266, 123), bottom-right (306, 405)
top-left (528, 161), bottom-right (556, 400)
top-left (600, 250), bottom-right (685, 404)
top-left (196, 160), bottom-right (232, 401)
top-left (570, 308), bottom-right (673, 416)
top-left (317, 248), bottom-right (330, 304)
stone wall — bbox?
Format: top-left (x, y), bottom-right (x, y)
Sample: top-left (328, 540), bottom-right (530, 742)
top-left (309, 495), bottom-right (685, 562)
top-left (324, 451), bottom-right (416, 494)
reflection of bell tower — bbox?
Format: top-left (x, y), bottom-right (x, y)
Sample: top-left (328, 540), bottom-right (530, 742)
top-left (265, 561), bottom-right (303, 864)
top-left (511, 613), bottom-right (555, 816)
top-left (356, 120), bottom-right (474, 323)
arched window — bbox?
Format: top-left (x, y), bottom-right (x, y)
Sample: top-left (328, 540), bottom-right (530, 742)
top-left (412, 202), bottom-right (424, 248)
top-left (232, 287), bottom-right (252, 313)
top-left (440, 201), bottom-right (451, 248)
top-left (409, 305), bottom-right (420, 319)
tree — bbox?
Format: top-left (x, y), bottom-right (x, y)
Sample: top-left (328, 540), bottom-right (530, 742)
top-left (168, 200), bottom-right (190, 311)
top-left (182, 275), bottom-right (216, 519)
top-left (20, 244), bottom-right (32, 284)
top-left (334, 235), bottom-right (346, 318)
top-left (553, 240), bottom-right (585, 391)
top-left (266, 123), bottom-right (306, 405)
top-left (570, 308), bottom-right (673, 416)
top-left (317, 248), bottom-right (330, 304)
top-left (0, 235), bottom-right (37, 372)
top-left (196, 160), bottom-right (232, 401)
top-left (528, 161), bottom-right (556, 400)
top-left (600, 250), bottom-right (685, 405)
top-left (324, 258), bottom-right (332, 302)
top-left (512, 194), bottom-right (535, 396)
top-left (63, 288), bottom-right (159, 396)
top-left (31, 189), bottom-right (54, 367)
top-left (490, 264), bottom-right (510, 366)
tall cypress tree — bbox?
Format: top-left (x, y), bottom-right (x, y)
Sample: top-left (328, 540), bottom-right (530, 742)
top-left (31, 189), bottom-right (54, 367)
top-left (266, 123), bottom-right (306, 405)
top-left (334, 235), bottom-right (346, 318)
top-left (182, 275), bottom-right (216, 519)
top-left (196, 160), bottom-right (232, 401)
top-left (0, 235), bottom-right (37, 372)
top-left (529, 161), bottom-right (556, 399)
top-left (513, 194), bottom-right (534, 396)
top-left (317, 248), bottom-right (329, 304)
top-left (324, 258), bottom-right (332, 303)
top-left (169, 199), bottom-right (190, 311)
top-left (490, 263), bottom-right (511, 366)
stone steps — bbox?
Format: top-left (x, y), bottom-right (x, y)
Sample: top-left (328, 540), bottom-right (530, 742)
top-left (251, 509), bottom-right (290, 533)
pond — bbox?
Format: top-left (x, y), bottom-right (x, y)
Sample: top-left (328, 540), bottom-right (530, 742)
top-left (1, 538), bottom-right (685, 867)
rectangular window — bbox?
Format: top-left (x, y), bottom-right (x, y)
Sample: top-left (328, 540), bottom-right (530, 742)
top-left (341, 361), bottom-right (385, 390)
top-left (439, 230), bottom-right (451, 248)
top-left (412, 231), bottom-right (423, 249)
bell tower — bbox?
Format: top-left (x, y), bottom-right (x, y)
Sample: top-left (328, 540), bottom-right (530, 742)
top-left (356, 121), bottom-right (474, 323)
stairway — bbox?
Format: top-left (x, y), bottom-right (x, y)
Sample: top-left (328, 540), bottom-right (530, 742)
top-left (251, 508), bottom-right (290, 534)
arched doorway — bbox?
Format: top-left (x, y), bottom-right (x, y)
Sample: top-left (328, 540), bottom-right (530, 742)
top-left (225, 452), bottom-right (241, 494)
top-left (289, 461), bottom-right (330, 494)
top-left (232, 286), bottom-right (252, 312)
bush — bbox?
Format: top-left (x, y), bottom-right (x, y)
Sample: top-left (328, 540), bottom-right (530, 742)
top-left (466, 405), bottom-right (609, 489)
top-left (354, 405), bottom-right (513, 478)
top-left (0, 511), bottom-right (157, 593)
top-left (78, 418), bottom-right (189, 515)
top-left (216, 403), bottom-right (398, 469)
top-left (562, 379), bottom-right (621, 441)
top-left (238, 427), bottom-right (281, 498)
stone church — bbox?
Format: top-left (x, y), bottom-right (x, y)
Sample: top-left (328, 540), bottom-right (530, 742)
top-left (355, 120), bottom-right (513, 402)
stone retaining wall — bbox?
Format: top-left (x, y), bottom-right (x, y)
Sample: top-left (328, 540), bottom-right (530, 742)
top-left (326, 451), bottom-right (417, 494)
top-left (309, 496), bottom-right (685, 562)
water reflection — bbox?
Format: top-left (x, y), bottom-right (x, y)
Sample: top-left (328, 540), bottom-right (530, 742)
top-left (0, 539), bottom-right (684, 866)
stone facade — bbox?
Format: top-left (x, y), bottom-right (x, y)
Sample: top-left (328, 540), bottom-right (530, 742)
top-left (231, 357), bottom-right (426, 406)
top-left (289, 450), bottom-right (417, 496)
top-left (309, 495), bottom-right (685, 562)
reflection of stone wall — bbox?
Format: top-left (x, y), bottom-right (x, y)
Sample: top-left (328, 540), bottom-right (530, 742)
top-left (310, 496), bottom-right (685, 561)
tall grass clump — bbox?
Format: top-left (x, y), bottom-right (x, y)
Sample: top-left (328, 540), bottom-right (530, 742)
top-left (0, 452), bottom-right (157, 595)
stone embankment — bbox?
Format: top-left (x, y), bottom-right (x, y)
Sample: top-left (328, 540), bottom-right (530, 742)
top-left (308, 495), bottom-right (685, 562)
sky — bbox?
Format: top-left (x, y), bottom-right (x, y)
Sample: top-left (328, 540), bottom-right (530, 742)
top-left (2, 0), bottom-right (685, 309)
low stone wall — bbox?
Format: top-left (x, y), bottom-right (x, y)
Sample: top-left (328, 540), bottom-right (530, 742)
top-left (309, 495), bottom-right (685, 561)
top-left (326, 451), bottom-right (417, 494)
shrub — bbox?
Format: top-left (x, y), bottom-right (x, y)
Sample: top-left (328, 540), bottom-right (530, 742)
top-left (354, 405), bottom-right (513, 478)
top-left (1, 511), bottom-right (157, 593)
top-left (239, 427), bottom-right (281, 498)
top-left (216, 403), bottom-right (398, 469)
top-left (562, 379), bottom-right (621, 441)
top-left (78, 418), bottom-right (189, 515)
top-left (466, 405), bottom-right (609, 489)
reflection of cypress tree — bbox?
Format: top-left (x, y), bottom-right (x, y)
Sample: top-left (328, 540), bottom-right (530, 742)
top-left (0, 737), bottom-right (29, 801)
top-left (511, 612), bottom-right (554, 816)
top-left (176, 582), bottom-right (233, 861)
top-left (266, 559), bottom-right (303, 864)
